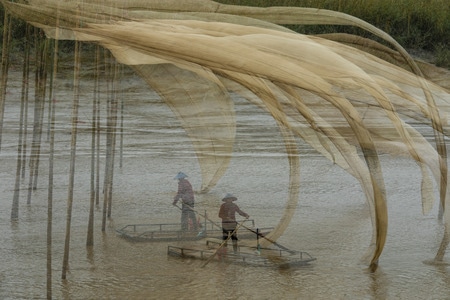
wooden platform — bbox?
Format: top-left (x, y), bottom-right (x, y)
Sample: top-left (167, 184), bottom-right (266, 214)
top-left (116, 219), bottom-right (273, 242)
top-left (167, 241), bottom-right (316, 268)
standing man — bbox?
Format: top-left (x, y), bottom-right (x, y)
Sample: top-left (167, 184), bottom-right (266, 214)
top-left (218, 193), bottom-right (249, 253)
top-left (173, 172), bottom-right (198, 231)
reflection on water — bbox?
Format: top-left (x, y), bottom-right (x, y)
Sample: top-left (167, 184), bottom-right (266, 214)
top-left (1, 72), bottom-right (449, 299)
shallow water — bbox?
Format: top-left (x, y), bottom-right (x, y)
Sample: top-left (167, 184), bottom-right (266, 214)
top-left (1, 70), bottom-right (449, 299)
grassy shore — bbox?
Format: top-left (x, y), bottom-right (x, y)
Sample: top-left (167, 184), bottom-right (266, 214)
top-left (216, 0), bottom-right (450, 68)
top-left (1, 1), bottom-right (449, 68)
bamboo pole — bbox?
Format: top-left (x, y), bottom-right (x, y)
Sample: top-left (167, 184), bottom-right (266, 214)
top-left (46, 44), bottom-right (56, 142)
top-left (47, 8), bottom-right (60, 297)
top-left (101, 51), bottom-right (112, 231)
top-left (26, 28), bottom-right (40, 204)
top-left (107, 111), bottom-right (117, 218)
top-left (27, 30), bottom-right (48, 204)
top-left (107, 61), bottom-right (119, 218)
top-left (119, 65), bottom-right (124, 169)
top-left (62, 34), bottom-right (82, 281)
top-left (103, 72), bottom-right (114, 226)
top-left (46, 46), bottom-right (56, 300)
top-left (101, 140), bottom-right (111, 231)
top-left (32, 38), bottom-right (49, 191)
top-left (87, 45), bottom-right (101, 246)
top-left (95, 48), bottom-right (101, 207)
top-left (11, 20), bottom-right (28, 221)
top-left (21, 25), bottom-right (31, 180)
top-left (0, 10), bottom-right (12, 151)
top-left (11, 21), bottom-right (30, 220)
top-left (201, 218), bottom-right (248, 268)
top-left (101, 53), bottom-right (119, 228)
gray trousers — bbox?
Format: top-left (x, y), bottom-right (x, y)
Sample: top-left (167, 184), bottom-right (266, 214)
top-left (181, 206), bottom-right (197, 230)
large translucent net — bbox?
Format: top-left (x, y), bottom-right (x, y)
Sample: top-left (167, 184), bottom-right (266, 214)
top-left (2, 0), bottom-right (449, 269)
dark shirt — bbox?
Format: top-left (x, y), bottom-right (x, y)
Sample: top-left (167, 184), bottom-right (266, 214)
top-left (218, 202), bottom-right (248, 223)
top-left (173, 178), bottom-right (194, 205)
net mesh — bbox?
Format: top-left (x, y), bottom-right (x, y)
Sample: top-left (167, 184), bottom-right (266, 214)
top-left (2, 0), bottom-right (449, 267)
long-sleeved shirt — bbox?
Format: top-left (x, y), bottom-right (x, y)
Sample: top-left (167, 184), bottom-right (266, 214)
top-left (218, 202), bottom-right (249, 223)
top-left (173, 178), bottom-right (194, 206)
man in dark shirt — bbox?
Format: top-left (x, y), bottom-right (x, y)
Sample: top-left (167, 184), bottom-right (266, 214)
top-left (173, 172), bottom-right (198, 231)
top-left (218, 193), bottom-right (249, 253)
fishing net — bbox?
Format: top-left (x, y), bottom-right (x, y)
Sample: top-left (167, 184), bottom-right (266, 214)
top-left (1, 0), bottom-right (449, 268)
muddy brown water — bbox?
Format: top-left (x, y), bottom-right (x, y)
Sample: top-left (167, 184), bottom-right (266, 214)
top-left (1, 70), bottom-right (449, 299)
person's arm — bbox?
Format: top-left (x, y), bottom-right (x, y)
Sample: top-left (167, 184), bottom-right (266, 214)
top-left (236, 205), bottom-right (249, 219)
top-left (218, 204), bottom-right (226, 219)
top-left (173, 182), bottom-right (182, 205)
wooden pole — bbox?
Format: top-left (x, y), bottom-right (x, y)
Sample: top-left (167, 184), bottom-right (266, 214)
top-left (11, 19), bottom-right (27, 221)
top-left (101, 52), bottom-right (112, 231)
top-left (95, 48), bottom-right (101, 207)
top-left (201, 218), bottom-right (248, 268)
top-left (46, 42), bottom-right (56, 142)
top-left (174, 203), bottom-right (222, 230)
top-left (101, 54), bottom-right (119, 228)
top-left (0, 10), bottom-right (12, 151)
top-left (21, 25), bottom-right (31, 180)
top-left (47, 7), bottom-right (60, 296)
top-left (30, 28), bottom-right (39, 193)
top-left (46, 45), bottom-right (56, 300)
top-left (27, 28), bottom-right (47, 205)
top-left (32, 37), bottom-right (49, 192)
top-left (62, 34), bottom-right (82, 281)
top-left (87, 45), bottom-right (101, 246)
top-left (119, 65), bottom-right (124, 169)
top-left (107, 61), bottom-right (119, 218)
top-left (239, 223), bottom-right (296, 254)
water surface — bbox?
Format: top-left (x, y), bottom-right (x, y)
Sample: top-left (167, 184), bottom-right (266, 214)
top-left (0, 71), bottom-right (449, 299)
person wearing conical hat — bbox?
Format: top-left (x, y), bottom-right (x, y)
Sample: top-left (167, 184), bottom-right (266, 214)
top-left (218, 193), bottom-right (249, 253)
top-left (172, 172), bottom-right (198, 231)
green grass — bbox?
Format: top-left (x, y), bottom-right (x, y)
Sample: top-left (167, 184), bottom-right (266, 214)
top-left (217, 0), bottom-right (450, 68)
top-left (1, 1), bottom-right (449, 68)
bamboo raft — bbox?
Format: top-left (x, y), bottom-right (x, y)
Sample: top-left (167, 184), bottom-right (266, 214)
top-left (116, 219), bottom-right (274, 242)
top-left (167, 240), bottom-right (316, 268)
